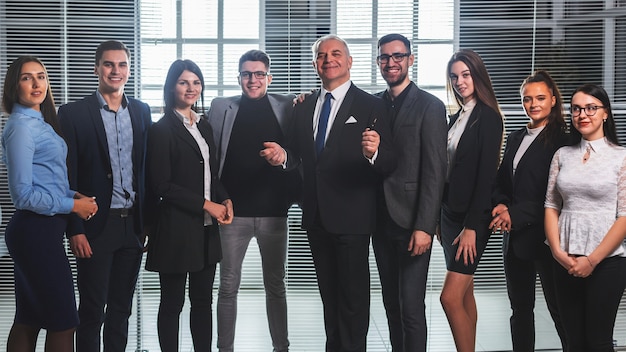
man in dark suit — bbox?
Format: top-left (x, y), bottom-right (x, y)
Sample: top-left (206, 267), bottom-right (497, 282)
top-left (58, 40), bottom-right (151, 352)
top-left (372, 34), bottom-right (448, 352)
top-left (206, 49), bottom-right (299, 352)
top-left (262, 34), bottom-right (396, 351)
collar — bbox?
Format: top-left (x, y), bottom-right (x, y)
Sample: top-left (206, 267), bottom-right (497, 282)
top-left (174, 108), bottom-right (202, 127)
top-left (525, 124), bottom-right (546, 136)
top-left (12, 103), bottom-right (44, 121)
top-left (581, 136), bottom-right (610, 154)
top-left (96, 90), bottom-right (128, 111)
top-left (321, 80), bottom-right (351, 101)
top-left (461, 98), bottom-right (477, 112)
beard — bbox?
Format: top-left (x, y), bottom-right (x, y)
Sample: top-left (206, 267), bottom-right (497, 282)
top-left (384, 70), bottom-right (407, 87)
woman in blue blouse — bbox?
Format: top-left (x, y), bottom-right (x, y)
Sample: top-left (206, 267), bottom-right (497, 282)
top-left (1, 56), bottom-right (98, 351)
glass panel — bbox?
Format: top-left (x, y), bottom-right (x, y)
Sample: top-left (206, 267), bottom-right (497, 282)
top-left (182, 0), bottom-right (218, 38)
top-left (224, 0), bottom-right (259, 39)
top-left (182, 44), bottom-right (218, 85)
top-left (418, 0), bottom-right (454, 39)
top-left (417, 44), bottom-right (452, 87)
top-left (338, 0), bottom-right (373, 38)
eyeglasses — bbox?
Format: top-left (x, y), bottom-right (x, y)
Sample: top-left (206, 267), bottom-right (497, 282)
top-left (239, 71), bottom-right (269, 80)
top-left (376, 53), bottom-right (411, 64)
top-left (571, 105), bottom-right (606, 117)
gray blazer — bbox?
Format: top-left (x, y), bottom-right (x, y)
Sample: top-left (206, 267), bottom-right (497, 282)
top-left (206, 93), bottom-right (295, 176)
top-left (377, 82), bottom-right (448, 235)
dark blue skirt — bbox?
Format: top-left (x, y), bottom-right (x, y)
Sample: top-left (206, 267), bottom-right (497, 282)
top-left (5, 210), bottom-right (79, 331)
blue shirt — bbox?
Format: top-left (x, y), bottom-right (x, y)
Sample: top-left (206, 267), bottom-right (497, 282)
top-left (96, 91), bottom-right (135, 209)
top-left (1, 104), bottom-right (75, 215)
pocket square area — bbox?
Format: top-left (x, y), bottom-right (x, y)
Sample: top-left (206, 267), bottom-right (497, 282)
top-left (345, 116), bottom-right (358, 124)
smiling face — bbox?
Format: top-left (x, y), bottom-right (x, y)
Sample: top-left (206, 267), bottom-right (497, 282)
top-left (449, 60), bottom-right (475, 103)
top-left (17, 61), bottom-right (48, 111)
top-left (378, 40), bottom-right (413, 88)
top-left (173, 70), bottom-right (202, 110)
top-left (521, 81), bottom-right (556, 128)
top-left (239, 60), bottom-right (272, 100)
top-left (95, 49), bottom-right (130, 95)
top-left (571, 91), bottom-right (607, 141)
top-left (313, 38), bottom-right (352, 90)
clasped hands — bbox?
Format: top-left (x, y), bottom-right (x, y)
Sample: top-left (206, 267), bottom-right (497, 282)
top-left (204, 199), bottom-right (234, 225)
top-left (553, 248), bottom-right (595, 278)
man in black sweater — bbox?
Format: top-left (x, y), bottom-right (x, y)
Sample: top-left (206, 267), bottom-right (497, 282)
top-left (206, 49), bottom-right (300, 352)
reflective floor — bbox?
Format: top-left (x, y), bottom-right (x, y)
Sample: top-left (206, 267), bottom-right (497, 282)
top-left (0, 287), bottom-right (567, 352)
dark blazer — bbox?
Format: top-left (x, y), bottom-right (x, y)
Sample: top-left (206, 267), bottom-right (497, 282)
top-left (446, 101), bottom-right (503, 230)
top-left (376, 83), bottom-right (447, 234)
top-left (58, 93), bottom-right (151, 238)
top-left (286, 83), bottom-right (396, 234)
top-left (144, 110), bottom-right (229, 273)
top-left (492, 127), bottom-right (568, 260)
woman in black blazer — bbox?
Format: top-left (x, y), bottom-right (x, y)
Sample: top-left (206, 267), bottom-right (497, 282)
top-left (145, 59), bottom-right (233, 352)
top-left (439, 49), bottom-right (503, 352)
top-left (490, 70), bottom-right (568, 351)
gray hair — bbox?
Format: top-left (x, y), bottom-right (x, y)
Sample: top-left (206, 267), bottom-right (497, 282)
top-left (311, 34), bottom-right (351, 58)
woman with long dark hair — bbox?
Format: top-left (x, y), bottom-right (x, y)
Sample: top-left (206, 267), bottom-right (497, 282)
top-left (1, 56), bottom-right (97, 351)
top-left (490, 70), bottom-right (568, 351)
top-left (145, 59), bottom-right (233, 351)
top-left (545, 84), bottom-right (626, 351)
top-left (440, 49), bottom-right (503, 352)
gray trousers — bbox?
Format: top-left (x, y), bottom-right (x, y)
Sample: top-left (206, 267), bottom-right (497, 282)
top-left (217, 216), bottom-right (289, 352)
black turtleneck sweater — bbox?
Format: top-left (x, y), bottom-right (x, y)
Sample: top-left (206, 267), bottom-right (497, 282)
top-left (220, 94), bottom-right (294, 217)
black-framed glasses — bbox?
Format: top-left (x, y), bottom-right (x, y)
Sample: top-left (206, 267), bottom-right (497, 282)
top-left (239, 71), bottom-right (269, 80)
top-left (376, 52), bottom-right (411, 64)
top-left (571, 105), bottom-right (606, 117)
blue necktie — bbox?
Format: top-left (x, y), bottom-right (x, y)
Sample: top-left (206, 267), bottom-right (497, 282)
top-left (316, 92), bottom-right (332, 156)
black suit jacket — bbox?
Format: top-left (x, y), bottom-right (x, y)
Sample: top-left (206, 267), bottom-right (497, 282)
top-left (286, 83), bottom-right (396, 234)
top-left (375, 83), bottom-right (447, 234)
top-left (492, 127), bottom-right (568, 260)
top-left (58, 93), bottom-right (151, 238)
top-left (446, 101), bottom-right (503, 230)
top-left (144, 110), bottom-right (229, 273)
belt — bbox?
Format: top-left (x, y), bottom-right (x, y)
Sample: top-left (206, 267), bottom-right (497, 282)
top-left (109, 208), bottom-right (134, 218)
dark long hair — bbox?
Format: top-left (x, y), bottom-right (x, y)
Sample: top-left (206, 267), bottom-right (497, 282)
top-left (163, 59), bottom-right (205, 113)
top-left (520, 70), bottom-right (567, 144)
top-left (569, 84), bottom-right (618, 145)
top-left (446, 49), bottom-right (501, 115)
top-left (2, 56), bottom-right (62, 135)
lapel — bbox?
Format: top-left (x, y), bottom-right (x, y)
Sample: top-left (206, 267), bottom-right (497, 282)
top-left (514, 128), bottom-right (546, 179)
top-left (322, 83), bottom-right (355, 156)
top-left (86, 93), bottom-right (112, 166)
top-left (393, 83), bottom-right (417, 134)
top-left (167, 111), bottom-right (203, 159)
top-left (504, 129), bottom-right (524, 182)
top-left (268, 94), bottom-right (289, 135)
top-left (216, 97), bottom-right (239, 174)
top-left (127, 99), bottom-right (145, 176)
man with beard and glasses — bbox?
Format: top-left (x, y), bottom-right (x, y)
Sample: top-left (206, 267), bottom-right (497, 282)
top-left (372, 33), bottom-right (447, 352)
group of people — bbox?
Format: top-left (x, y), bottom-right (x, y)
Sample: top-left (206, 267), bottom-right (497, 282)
top-left (0, 32), bottom-right (624, 352)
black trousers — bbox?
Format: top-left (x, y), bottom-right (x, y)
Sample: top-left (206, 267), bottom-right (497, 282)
top-left (503, 243), bottom-right (566, 351)
top-left (157, 264), bottom-right (217, 352)
top-left (553, 255), bottom-right (626, 352)
top-left (372, 212), bottom-right (431, 352)
top-left (307, 220), bottom-right (371, 352)
top-left (75, 213), bottom-right (143, 352)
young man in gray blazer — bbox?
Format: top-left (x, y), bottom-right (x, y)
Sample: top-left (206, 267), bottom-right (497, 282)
top-left (373, 34), bottom-right (448, 352)
top-left (206, 50), bottom-right (300, 352)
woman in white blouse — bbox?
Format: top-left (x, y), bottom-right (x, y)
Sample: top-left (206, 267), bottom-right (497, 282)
top-left (545, 84), bottom-right (626, 352)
